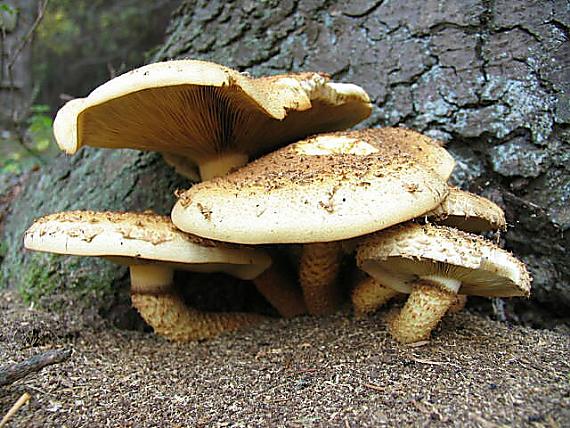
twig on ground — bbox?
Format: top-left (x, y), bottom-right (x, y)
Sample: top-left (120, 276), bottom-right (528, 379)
top-left (406, 355), bottom-right (461, 368)
top-left (0, 392), bottom-right (31, 427)
top-left (0, 348), bottom-right (72, 387)
top-left (362, 382), bottom-right (385, 392)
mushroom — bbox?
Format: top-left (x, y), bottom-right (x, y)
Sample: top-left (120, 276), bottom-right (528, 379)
top-left (23, 210), bottom-right (277, 341)
top-left (351, 188), bottom-right (506, 314)
top-left (356, 223), bottom-right (531, 344)
top-left (53, 60), bottom-right (372, 180)
top-left (424, 187), bottom-right (506, 233)
top-left (171, 127), bottom-right (456, 315)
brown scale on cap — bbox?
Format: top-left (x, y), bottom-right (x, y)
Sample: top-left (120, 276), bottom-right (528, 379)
top-left (425, 187), bottom-right (506, 233)
top-left (173, 128), bottom-right (454, 244)
top-left (173, 128), bottom-right (456, 316)
top-left (30, 210), bottom-right (241, 249)
top-left (187, 128), bottom-right (451, 196)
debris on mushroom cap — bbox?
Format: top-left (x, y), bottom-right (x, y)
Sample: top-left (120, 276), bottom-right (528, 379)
top-left (356, 223), bottom-right (531, 298)
top-left (424, 187), bottom-right (506, 232)
top-left (53, 60), bottom-right (372, 164)
top-left (24, 210), bottom-right (271, 280)
top-left (171, 128), bottom-right (455, 244)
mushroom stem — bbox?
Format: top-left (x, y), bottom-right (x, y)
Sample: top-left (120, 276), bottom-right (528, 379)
top-left (447, 295), bottom-right (468, 314)
top-left (129, 264), bottom-right (267, 341)
top-left (198, 152), bottom-right (249, 181)
top-left (351, 276), bottom-right (400, 316)
top-left (390, 278), bottom-right (460, 344)
top-left (299, 242), bottom-right (343, 315)
top-left (129, 264), bottom-right (174, 294)
top-left (252, 264), bottom-right (307, 318)
top-left (161, 153), bottom-right (201, 182)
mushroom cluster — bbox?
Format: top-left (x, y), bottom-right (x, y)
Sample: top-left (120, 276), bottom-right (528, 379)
top-left (24, 60), bottom-right (531, 345)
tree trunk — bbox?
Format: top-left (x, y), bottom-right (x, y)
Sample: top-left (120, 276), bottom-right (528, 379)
top-left (1, 0), bottom-right (568, 326)
top-left (0, 0), bottom-right (37, 129)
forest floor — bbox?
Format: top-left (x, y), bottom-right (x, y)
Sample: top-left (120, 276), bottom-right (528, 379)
top-left (0, 290), bottom-right (568, 427)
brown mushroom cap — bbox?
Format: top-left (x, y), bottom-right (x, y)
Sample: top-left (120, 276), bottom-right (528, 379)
top-left (356, 223), bottom-right (531, 298)
top-left (425, 187), bottom-right (506, 232)
top-left (171, 128), bottom-right (455, 244)
top-left (53, 60), bottom-right (372, 171)
top-left (24, 210), bottom-right (271, 280)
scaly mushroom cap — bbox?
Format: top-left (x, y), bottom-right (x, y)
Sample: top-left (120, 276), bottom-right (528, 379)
top-left (356, 223), bottom-right (531, 298)
top-left (24, 210), bottom-right (271, 280)
top-left (171, 128), bottom-right (455, 244)
top-left (53, 60), bottom-right (372, 165)
top-left (425, 188), bottom-right (506, 232)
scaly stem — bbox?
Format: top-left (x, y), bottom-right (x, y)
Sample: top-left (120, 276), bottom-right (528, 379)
top-left (351, 276), bottom-right (400, 316)
top-left (390, 278), bottom-right (460, 344)
top-left (299, 242), bottom-right (343, 315)
top-left (129, 264), bottom-right (267, 341)
top-left (252, 263), bottom-right (306, 318)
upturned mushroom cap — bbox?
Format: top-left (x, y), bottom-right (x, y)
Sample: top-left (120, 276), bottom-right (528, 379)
top-left (356, 223), bottom-right (531, 297)
top-left (171, 128), bottom-right (455, 244)
top-left (53, 60), bottom-right (372, 168)
top-left (24, 210), bottom-right (271, 280)
top-left (425, 188), bottom-right (506, 232)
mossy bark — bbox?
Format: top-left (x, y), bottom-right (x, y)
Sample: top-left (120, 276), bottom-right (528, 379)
top-left (1, 149), bottom-right (188, 322)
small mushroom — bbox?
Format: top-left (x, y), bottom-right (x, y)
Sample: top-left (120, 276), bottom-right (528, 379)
top-left (172, 128), bottom-right (456, 315)
top-left (425, 187), bottom-right (506, 233)
top-left (351, 188), bottom-right (506, 314)
top-left (351, 275), bottom-right (401, 317)
top-left (356, 223), bottom-right (531, 344)
top-left (53, 60), bottom-right (372, 180)
top-left (24, 211), bottom-right (275, 341)
top-left (351, 275), bottom-right (466, 317)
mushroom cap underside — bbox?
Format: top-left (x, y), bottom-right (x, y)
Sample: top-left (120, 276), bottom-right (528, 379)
top-left (24, 210), bottom-right (271, 280)
top-left (425, 187), bottom-right (506, 232)
top-left (356, 223), bottom-right (531, 297)
top-left (172, 129), bottom-right (454, 244)
top-left (53, 60), bottom-right (372, 160)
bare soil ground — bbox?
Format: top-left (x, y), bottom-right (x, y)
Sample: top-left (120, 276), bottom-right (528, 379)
top-left (0, 291), bottom-right (568, 427)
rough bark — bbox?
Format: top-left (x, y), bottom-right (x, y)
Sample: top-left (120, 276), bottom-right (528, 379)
top-left (1, 0), bottom-right (568, 325)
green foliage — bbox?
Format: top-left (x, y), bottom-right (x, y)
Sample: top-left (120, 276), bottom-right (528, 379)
top-left (0, 3), bottom-right (17, 13)
top-left (0, 104), bottom-right (55, 174)
top-left (0, 2), bottom-right (18, 32)
top-left (28, 105), bottom-right (54, 152)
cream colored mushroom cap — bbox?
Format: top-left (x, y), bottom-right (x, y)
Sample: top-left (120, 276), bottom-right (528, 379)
top-left (425, 188), bottom-right (506, 232)
top-left (356, 223), bottom-right (531, 297)
top-left (52, 59), bottom-right (372, 160)
top-left (24, 211), bottom-right (271, 280)
top-left (171, 128), bottom-right (455, 244)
